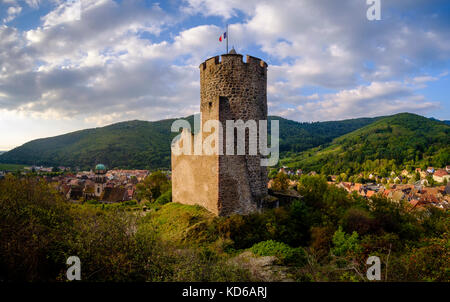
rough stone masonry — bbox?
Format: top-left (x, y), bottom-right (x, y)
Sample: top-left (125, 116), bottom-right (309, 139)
top-left (171, 51), bottom-right (268, 216)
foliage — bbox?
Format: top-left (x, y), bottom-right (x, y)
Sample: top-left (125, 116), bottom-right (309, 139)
top-left (250, 240), bottom-right (307, 266)
top-left (0, 118), bottom-right (184, 170)
top-left (1, 173), bottom-right (448, 282)
top-left (271, 172), bottom-right (289, 191)
top-left (0, 163), bottom-right (26, 171)
top-left (136, 171), bottom-right (171, 202)
top-left (331, 227), bottom-right (362, 256)
top-left (282, 113), bottom-right (450, 176)
top-left (0, 115), bottom-right (379, 170)
top-left (155, 188), bottom-right (172, 205)
top-left (0, 176), bottom-right (251, 281)
top-left (141, 202), bottom-right (216, 246)
top-left (217, 203), bottom-right (312, 250)
top-left (0, 175), bottom-right (73, 281)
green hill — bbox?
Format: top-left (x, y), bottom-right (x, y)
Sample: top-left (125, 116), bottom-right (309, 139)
top-left (0, 118), bottom-right (180, 170)
top-left (271, 116), bottom-right (382, 154)
top-left (281, 113), bottom-right (450, 175)
top-left (0, 115), bottom-right (378, 170)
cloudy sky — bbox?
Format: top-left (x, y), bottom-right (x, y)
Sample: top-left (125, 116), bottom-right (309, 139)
top-left (0, 0), bottom-right (449, 150)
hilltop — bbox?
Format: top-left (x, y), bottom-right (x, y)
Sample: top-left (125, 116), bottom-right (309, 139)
top-left (0, 115), bottom-right (379, 170)
top-left (281, 113), bottom-right (450, 175)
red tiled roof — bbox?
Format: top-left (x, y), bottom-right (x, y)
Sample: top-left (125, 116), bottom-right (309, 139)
top-left (366, 190), bottom-right (376, 197)
top-left (434, 169), bottom-right (448, 177)
top-left (410, 199), bottom-right (420, 208)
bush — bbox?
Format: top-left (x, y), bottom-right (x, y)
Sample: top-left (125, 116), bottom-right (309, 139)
top-left (155, 188), bottom-right (172, 205)
top-left (250, 240), bottom-right (306, 266)
top-left (86, 199), bottom-right (100, 204)
top-left (310, 226), bottom-right (334, 260)
top-left (0, 177), bottom-right (253, 281)
top-left (122, 200), bottom-right (138, 206)
top-left (331, 226), bottom-right (362, 257)
top-left (271, 172), bottom-right (289, 192)
top-left (0, 176), bottom-right (73, 281)
top-left (341, 207), bottom-right (377, 236)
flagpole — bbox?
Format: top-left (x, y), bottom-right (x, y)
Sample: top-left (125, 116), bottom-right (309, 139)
top-left (226, 24), bottom-right (228, 54)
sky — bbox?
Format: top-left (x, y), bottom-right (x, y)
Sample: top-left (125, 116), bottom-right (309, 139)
top-left (0, 0), bottom-right (449, 150)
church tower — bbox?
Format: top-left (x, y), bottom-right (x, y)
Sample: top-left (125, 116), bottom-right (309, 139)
top-left (94, 164), bottom-right (107, 198)
top-left (171, 50), bottom-right (268, 216)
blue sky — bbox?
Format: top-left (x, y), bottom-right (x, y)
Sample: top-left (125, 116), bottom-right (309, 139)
top-left (0, 0), bottom-right (449, 150)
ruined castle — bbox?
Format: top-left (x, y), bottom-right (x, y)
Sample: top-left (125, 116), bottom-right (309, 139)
top-left (171, 50), bottom-right (268, 216)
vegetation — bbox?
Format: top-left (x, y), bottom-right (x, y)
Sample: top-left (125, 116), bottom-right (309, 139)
top-left (0, 115), bottom-right (379, 170)
top-left (135, 171), bottom-right (171, 202)
top-left (0, 174), bottom-right (448, 281)
top-left (281, 113), bottom-right (450, 176)
top-left (0, 119), bottom-right (182, 171)
top-left (250, 240), bottom-right (307, 266)
top-left (0, 163), bottom-right (26, 171)
top-left (270, 115), bottom-right (381, 154)
top-left (1, 113), bottom-right (447, 180)
top-left (0, 175), bottom-right (250, 281)
top-left (270, 172), bottom-right (290, 191)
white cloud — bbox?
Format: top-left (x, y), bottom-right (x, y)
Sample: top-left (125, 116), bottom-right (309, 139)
top-left (0, 0), bottom-right (448, 132)
top-left (271, 81), bottom-right (440, 122)
top-left (42, 0), bottom-right (82, 27)
top-left (25, 0), bottom-right (40, 9)
top-left (3, 5), bottom-right (22, 23)
top-left (181, 0), bottom-right (259, 19)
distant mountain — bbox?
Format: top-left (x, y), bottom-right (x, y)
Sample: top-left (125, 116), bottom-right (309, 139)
top-left (0, 115), bottom-right (379, 170)
top-left (281, 113), bottom-right (450, 175)
top-left (0, 151), bottom-right (6, 155)
top-left (429, 117), bottom-right (450, 125)
top-left (271, 116), bottom-right (383, 154)
top-left (0, 118), bottom-right (179, 170)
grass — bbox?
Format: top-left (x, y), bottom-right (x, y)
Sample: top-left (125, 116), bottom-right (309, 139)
top-left (140, 202), bottom-right (217, 246)
top-left (0, 163), bottom-right (26, 171)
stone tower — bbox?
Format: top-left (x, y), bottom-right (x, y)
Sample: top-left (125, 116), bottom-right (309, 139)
top-left (171, 51), bottom-right (268, 216)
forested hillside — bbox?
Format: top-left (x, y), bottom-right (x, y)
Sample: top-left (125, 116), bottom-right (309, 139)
top-left (0, 115), bottom-right (379, 170)
top-left (281, 113), bottom-right (450, 175)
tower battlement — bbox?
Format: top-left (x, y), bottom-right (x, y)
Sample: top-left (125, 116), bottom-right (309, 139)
top-left (200, 54), bottom-right (267, 71)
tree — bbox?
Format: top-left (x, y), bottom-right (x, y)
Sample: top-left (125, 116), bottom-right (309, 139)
top-left (331, 226), bottom-right (362, 257)
top-left (271, 172), bottom-right (289, 192)
top-left (143, 171), bottom-right (171, 201)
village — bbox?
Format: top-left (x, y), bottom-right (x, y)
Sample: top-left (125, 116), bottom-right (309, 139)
top-left (2, 162), bottom-right (449, 211)
top-left (0, 165), bottom-right (152, 203)
top-left (272, 165), bottom-right (450, 210)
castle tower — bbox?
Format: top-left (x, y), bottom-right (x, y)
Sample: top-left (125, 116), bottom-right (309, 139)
top-left (94, 163), bottom-right (107, 197)
top-left (171, 51), bottom-right (268, 216)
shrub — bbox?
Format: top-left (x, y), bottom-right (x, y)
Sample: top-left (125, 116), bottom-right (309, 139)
top-left (155, 188), bottom-right (172, 205)
top-left (271, 172), bottom-right (289, 192)
top-left (341, 207), bottom-right (377, 236)
top-left (122, 200), bottom-right (138, 206)
top-left (310, 226), bottom-right (334, 260)
top-left (331, 226), bottom-right (362, 257)
top-left (86, 199), bottom-right (100, 204)
top-left (0, 176), bottom-right (75, 281)
top-left (250, 240), bottom-right (306, 266)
